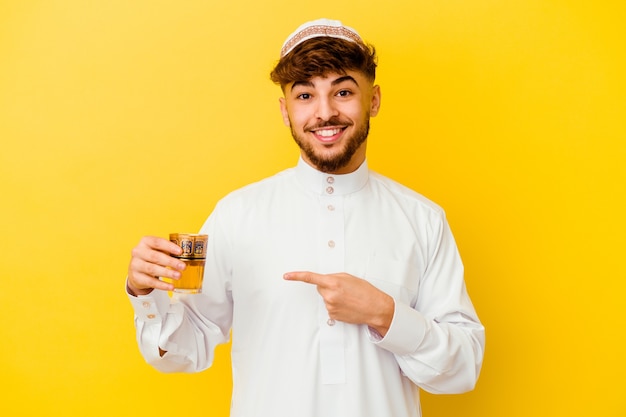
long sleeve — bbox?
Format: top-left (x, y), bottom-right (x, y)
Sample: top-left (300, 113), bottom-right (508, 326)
top-left (127, 204), bottom-right (233, 373)
top-left (370, 213), bottom-right (485, 394)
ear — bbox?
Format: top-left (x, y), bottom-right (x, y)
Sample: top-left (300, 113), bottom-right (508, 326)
top-left (279, 97), bottom-right (291, 127)
top-left (370, 85), bottom-right (381, 117)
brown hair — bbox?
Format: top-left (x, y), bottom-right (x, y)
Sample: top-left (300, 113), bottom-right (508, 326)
top-left (270, 37), bottom-right (377, 89)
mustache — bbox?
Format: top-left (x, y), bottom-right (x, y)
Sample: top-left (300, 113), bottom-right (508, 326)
top-left (305, 117), bottom-right (353, 131)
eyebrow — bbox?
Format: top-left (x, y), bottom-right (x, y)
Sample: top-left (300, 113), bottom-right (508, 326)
top-left (331, 75), bottom-right (359, 87)
top-left (291, 75), bottom-right (360, 90)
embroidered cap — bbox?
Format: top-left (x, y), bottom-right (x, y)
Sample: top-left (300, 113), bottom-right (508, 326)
top-left (280, 18), bottom-right (364, 58)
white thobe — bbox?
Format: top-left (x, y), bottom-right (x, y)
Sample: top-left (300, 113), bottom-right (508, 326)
top-left (128, 158), bottom-right (485, 417)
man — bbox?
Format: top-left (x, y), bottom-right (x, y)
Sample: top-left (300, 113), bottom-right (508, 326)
top-left (127, 18), bottom-right (485, 417)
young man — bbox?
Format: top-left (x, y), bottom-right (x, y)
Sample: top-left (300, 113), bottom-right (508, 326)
top-left (127, 18), bottom-right (485, 417)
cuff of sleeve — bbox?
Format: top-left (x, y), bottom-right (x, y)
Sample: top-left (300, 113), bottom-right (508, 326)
top-left (126, 280), bottom-right (171, 324)
top-left (369, 299), bottom-right (427, 356)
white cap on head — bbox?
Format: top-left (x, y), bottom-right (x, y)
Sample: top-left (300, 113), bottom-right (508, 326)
top-left (280, 18), bottom-right (364, 58)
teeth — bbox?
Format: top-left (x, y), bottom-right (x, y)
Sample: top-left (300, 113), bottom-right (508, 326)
top-left (316, 128), bottom-right (341, 137)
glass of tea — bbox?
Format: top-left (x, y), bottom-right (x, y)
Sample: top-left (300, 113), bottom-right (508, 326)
top-left (168, 233), bottom-right (208, 294)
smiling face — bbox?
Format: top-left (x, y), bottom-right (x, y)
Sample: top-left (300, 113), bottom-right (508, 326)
top-left (279, 71), bottom-right (381, 174)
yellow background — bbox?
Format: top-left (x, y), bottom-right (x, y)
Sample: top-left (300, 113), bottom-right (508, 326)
top-left (1, 1), bottom-right (624, 416)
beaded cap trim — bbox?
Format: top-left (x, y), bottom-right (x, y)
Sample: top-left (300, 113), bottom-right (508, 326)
top-left (280, 24), bottom-right (363, 58)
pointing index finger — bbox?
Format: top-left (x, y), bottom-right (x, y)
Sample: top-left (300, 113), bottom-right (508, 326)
top-left (283, 271), bottom-right (325, 285)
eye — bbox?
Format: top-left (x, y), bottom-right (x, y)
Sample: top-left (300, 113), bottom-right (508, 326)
top-left (296, 93), bottom-right (311, 100)
top-left (336, 89), bottom-right (352, 97)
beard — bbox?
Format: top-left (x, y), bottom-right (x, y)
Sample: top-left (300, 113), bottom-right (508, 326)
top-left (290, 115), bottom-right (370, 173)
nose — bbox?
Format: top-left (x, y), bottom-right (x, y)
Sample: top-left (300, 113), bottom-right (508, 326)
top-left (314, 96), bottom-right (339, 121)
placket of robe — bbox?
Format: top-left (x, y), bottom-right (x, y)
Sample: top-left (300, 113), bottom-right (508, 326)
top-left (318, 175), bottom-right (346, 384)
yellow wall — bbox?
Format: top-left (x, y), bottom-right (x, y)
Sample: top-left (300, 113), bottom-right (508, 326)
top-left (1, 1), bottom-right (624, 416)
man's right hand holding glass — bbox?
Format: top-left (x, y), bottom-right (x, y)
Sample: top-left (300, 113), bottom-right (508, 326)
top-left (127, 236), bottom-right (186, 296)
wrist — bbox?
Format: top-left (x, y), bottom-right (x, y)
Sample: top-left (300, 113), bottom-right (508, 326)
top-left (369, 293), bottom-right (394, 337)
top-left (126, 280), bottom-right (153, 297)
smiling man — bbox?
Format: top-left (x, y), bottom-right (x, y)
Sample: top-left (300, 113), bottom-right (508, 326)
top-left (273, 29), bottom-right (380, 175)
top-left (126, 19), bottom-right (485, 417)
top-left (278, 70), bottom-right (378, 174)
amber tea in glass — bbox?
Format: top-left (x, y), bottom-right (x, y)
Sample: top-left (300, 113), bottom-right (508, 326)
top-left (169, 233), bottom-right (208, 294)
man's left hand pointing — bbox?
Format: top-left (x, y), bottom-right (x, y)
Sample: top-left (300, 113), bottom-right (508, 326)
top-left (283, 271), bottom-right (394, 336)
